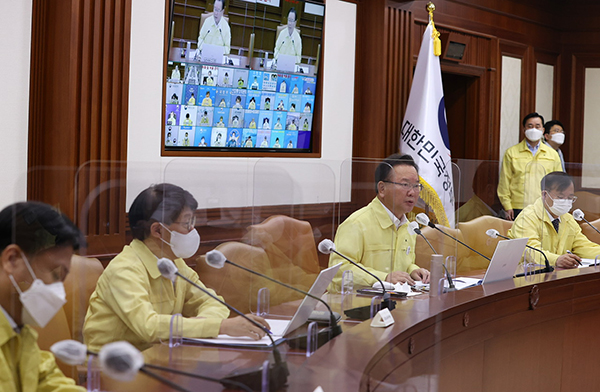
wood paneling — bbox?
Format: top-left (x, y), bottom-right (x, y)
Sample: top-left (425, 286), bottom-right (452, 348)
top-left (29, 0), bottom-right (132, 255)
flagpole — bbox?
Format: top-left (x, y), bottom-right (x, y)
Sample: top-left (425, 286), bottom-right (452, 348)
top-left (426, 2), bottom-right (442, 56)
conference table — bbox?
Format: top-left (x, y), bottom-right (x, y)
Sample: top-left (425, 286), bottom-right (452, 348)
top-left (101, 266), bottom-right (600, 391)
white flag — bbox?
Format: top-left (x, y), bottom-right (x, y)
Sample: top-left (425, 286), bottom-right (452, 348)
top-left (399, 22), bottom-right (455, 227)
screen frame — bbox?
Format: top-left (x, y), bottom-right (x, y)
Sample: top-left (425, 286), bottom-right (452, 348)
top-left (161, 0), bottom-right (325, 158)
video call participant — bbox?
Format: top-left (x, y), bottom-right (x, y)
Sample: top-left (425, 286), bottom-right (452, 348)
top-left (498, 112), bottom-right (562, 220)
top-left (274, 8), bottom-right (302, 64)
top-left (83, 184), bottom-right (269, 352)
top-left (508, 172), bottom-right (600, 269)
top-left (197, 0), bottom-right (231, 55)
top-left (328, 154), bottom-right (430, 292)
top-left (0, 202), bottom-right (84, 391)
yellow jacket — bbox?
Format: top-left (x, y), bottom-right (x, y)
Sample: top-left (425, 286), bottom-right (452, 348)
top-left (83, 239), bottom-right (229, 352)
top-left (508, 198), bottom-right (600, 265)
top-left (0, 314), bottom-right (84, 392)
top-left (498, 139), bottom-right (562, 210)
top-left (328, 197), bottom-right (419, 292)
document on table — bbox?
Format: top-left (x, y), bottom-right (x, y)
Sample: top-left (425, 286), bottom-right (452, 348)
top-left (185, 319), bottom-right (290, 347)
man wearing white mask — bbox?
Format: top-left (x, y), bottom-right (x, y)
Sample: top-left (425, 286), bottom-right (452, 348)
top-left (0, 201), bottom-right (85, 391)
top-left (498, 112), bottom-right (562, 220)
top-left (83, 183), bottom-right (269, 352)
top-left (543, 120), bottom-right (566, 171)
top-left (508, 172), bottom-right (600, 269)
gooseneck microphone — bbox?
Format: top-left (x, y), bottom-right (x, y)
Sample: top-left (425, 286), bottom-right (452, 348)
top-left (197, 29), bottom-right (211, 49)
top-left (205, 250), bottom-right (342, 348)
top-left (416, 213), bottom-right (491, 262)
top-left (157, 258), bottom-right (288, 391)
top-left (50, 340), bottom-right (252, 392)
top-left (573, 209), bottom-right (600, 236)
top-left (408, 221), bottom-right (436, 253)
top-left (486, 229), bottom-right (554, 275)
top-left (318, 239), bottom-right (396, 320)
top-left (408, 222), bottom-right (455, 291)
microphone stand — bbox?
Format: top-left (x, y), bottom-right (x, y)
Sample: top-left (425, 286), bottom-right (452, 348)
top-left (426, 222), bottom-right (491, 262)
top-left (327, 248), bottom-right (396, 321)
top-left (581, 216), bottom-right (600, 237)
top-left (171, 271), bottom-right (289, 391)
top-left (491, 232), bottom-right (554, 276)
top-left (414, 228), bottom-right (455, 291)
top-left (209, 256), bottom-right (342, 350)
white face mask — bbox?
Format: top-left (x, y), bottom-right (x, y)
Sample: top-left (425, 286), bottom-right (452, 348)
top-left (551, 133), bottom-right (565, 145)
top-left (9, 254), bottom-right (66, 328)
top-left (546, 194), bottom-right (573, 216)
top-left (525, 128), bottom-right (543, 142)
top-left (160, 224), bottom-right (200, 259)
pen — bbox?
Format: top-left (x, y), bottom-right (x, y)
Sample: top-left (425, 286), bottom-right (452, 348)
top-left (566, 250), bottom-right (582, 265)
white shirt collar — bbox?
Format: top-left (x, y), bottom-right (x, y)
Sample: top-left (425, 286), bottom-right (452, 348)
top-left (0, 304), bottom-right (19, 333)
top-left (378, 199), bottom-right (408, 229)
top-left (544, 207), bottom-right (560, 223)
top-left (526, 139), bottom-right (540, 155)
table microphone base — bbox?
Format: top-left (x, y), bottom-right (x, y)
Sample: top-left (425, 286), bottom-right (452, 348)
top-left (221, 361), bottom-right (289, 391)
top-left (344, 298), bottom-right (396, 320)
top-left (286, 324), bottom-right (343, 350)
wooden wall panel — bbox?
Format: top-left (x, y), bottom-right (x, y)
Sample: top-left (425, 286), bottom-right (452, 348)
top-left (29, 0), bottom-right (132, 255)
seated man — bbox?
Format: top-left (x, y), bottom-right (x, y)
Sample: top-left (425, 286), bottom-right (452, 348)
top-left (328, 154), bottom-right (430, 292)
top-left (508, 171), bottom-right (600, 268)
top-left (0, 201), bottom-right (85, 391)
top-left (83, 183), bottom-right (269, 352)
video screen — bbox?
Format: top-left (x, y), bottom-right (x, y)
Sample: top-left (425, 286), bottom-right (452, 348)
top-left (164, 0), bottom-right (325, 152)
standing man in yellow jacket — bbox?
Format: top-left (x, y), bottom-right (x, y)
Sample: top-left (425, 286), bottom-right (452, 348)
top-left (498, 112), bottom-right (562, 220)
top-left (0, 201), bottom-right (85, 391)
top-left (508, 172), bottom-right (600, 268)
top-left (328, 154), bottom-right (430, 292)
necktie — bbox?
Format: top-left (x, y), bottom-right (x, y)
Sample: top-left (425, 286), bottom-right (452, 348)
top-left (552, 218), bottom-right (560, 233)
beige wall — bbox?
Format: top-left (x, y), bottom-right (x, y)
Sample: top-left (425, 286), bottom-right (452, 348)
top-left (500, 55), bottom-right (522, 160)
top-left (0, 0), bottom-right (32, 208)
top-left (126, 0), bottom-right (357, 209)
top-left (536, 62), bottom-right (554, 121)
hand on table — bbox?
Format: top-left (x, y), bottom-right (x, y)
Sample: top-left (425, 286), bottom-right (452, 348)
top-left (219, 314), bottom-right (271, 340)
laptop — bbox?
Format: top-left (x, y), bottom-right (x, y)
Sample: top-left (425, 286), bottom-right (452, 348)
top-left (191, 262), bottom-right (342, 346)
top-left (275, 261), bottom-right (342, 337)
top-left (481, 238), bottom-right (528, 285)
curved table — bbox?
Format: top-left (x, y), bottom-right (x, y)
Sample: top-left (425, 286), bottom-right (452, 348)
top-left (101, 266), bottom-right (600, 391)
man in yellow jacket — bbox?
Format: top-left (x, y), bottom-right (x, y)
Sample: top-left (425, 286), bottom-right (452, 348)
top-left (83, 183), bottom-right (270, 352)
top-left (498, 112), bottom-right (562, 220)
top-left (328, 154), bottom-right (430, 292)
top-left (508, 172), bottom-right (600, 268)
top-left (0, 201), bottom-right (85, 391)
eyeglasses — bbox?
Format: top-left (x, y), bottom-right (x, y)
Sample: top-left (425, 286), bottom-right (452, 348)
top-left (384, 181), bottom-right (423, 191)
top-left (173, 216), bottom-right (197, 230)
top-left (546, 192), bottom-right (577, 202)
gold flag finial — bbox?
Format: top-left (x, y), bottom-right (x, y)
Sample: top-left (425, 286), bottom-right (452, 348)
top-left (426, 2), bottom-right (442, 56)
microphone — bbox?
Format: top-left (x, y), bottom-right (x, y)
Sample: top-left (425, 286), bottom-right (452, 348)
top-left (157, 258), bottom-right (288, 391)
top-left (218, 27), bottom-right (227, 47)
top-left (291, 39), bottom-right (299, 58)
top-left (573, 209), bottom-right (600, 236)
top-left (197, 29), bottom-right (211, 50)
top-left (416, 213), bottom-right (491, 262)
top-left (486, 229), bottom-right (554, 275)
top-left (51, 340), bottom-right (253, 392)
top-left (409, 221), bottom-right (437, 253)
top-left (318, 239), bottom-right (396, 320)
top-left (274, 40), bottom-right (285, 60)
top-left (408, 222), bottom-right (454, 291)
top-left (205, 250), bottom-right (342, 348)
